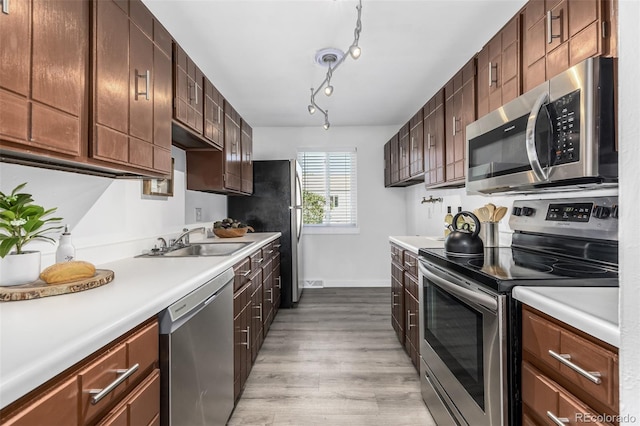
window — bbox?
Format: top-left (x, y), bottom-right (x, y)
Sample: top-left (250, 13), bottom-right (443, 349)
top-left (297, 148), bottom-right (357, 232)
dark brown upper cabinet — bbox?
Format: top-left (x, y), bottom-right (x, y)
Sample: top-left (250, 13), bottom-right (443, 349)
top-left (1, 0), bottom-right (89, 160)
top-left (398, 123), bottom-right (411, 182)
top-left (522, 0), bottom-right (615, 92)
top-left (173, 43), bottom-right (204, 136)
top-left (241, 120), bottom-right (253, 194)
top-left (92, 0), bottom-right (172, 175)
top-left (423, 89), bottom-right (445, 187)
top-left (204, 78), bottom-right (224, 150)
top-left (477, 15), bottom-right (521, 119)
top-left (444, 59), bottom-right (475, 184)
top-left (409, 109), bottom-right (425, 178)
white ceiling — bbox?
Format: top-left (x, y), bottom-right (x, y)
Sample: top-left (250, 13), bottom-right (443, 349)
top-left (143, 0), bottom-right (527, 128)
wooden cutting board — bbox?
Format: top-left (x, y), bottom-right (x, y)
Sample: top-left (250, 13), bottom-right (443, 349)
top-left (0, 269), bottom-right (114, 302)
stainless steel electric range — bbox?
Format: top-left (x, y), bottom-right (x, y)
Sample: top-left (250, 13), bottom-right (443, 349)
top-left (418, 196), bottom-right (619, 426)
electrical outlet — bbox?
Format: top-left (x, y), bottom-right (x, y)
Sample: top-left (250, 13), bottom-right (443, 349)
top-left (195, 207), bottom-right (202, 222)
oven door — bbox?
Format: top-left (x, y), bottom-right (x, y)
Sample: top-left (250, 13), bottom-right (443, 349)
top-left (418, 259), bottom-right (507, 426)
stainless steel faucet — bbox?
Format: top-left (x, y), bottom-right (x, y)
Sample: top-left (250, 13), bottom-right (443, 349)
top-left (171, 227), bottom-right (205, 249)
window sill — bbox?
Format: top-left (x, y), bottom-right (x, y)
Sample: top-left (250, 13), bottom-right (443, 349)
top-left (302, 226), bottom-right (360, 235)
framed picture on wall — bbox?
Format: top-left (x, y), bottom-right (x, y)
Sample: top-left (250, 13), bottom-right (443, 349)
top-left (143, 158), bottom-right (174, 196)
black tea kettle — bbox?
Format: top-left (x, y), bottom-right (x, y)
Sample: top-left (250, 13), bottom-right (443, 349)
top-left (444, 211), bottom-right (484, 256)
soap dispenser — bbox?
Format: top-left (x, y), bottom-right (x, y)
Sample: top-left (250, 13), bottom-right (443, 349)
top-left (56, 225), bottom-right (75, 263)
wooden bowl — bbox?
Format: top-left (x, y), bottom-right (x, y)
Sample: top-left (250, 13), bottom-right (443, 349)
top-left (213, 227), bottom-right (252, 238)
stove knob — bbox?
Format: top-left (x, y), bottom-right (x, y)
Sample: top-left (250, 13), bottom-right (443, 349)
top-left (593, 205), bottom-right (611, 219)
top-left (512, 207), bottom-right (522, 216)
top-left (522, 207), bottom-right (535, 216)
top-left (612, 205), bottom-right (619, 219)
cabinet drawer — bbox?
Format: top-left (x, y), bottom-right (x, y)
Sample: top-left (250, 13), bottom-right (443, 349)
top-left (390, 244), bottom-right (402, 265)
top-left (250, 250), bottom-right (264, 273)
top-left (522, 362), bottom-right (612, 426)
top-left (404, 271), bottom-right (419, 301)
top-left (97, 369), bottom-right (160, 426)
top-left (79, 343), bottom-right (129, 423)
top-left (233, 257), bottom-right (251, 292)
top-left (403, 251), bottom-right (418, 278)
top-left (522, 306), bottom-right (618, 413)
top-left (261, 242), bottom-right (275, 261)
top-left (2, 376), bottom-right (78, 426)
top-left (125, 321), bottom-right (159, 386)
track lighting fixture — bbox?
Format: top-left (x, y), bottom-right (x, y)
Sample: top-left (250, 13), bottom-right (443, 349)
top-left (307, 0), bottom-right (363, 130)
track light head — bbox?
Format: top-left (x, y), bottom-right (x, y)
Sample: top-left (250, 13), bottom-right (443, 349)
top-left (308, 105), bottom-right (316, 114)
top-left (324, 85), bottom-right (334, 96)
top-left (349, 45), bottom-right (361, 59)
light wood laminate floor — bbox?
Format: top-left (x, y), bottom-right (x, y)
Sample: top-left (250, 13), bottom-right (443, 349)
top-left (228, 288), bottom-right (435, 425)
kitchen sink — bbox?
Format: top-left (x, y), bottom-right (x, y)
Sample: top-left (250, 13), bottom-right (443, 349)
top-left (139, 241), bottom-right (251, 258)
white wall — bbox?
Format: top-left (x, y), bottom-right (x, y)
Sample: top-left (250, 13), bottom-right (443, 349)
top-left (0, 147), bottom-right (227, 268)
top-left (618, 0), bottom-right (640, 422)
top-left (252, 126), bottom-right (407, 287)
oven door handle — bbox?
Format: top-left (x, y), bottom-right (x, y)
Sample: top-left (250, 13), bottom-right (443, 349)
top-left (419, 262), bottom-right (498, 312)
top-left (526, 91), bottom-right (551, 182)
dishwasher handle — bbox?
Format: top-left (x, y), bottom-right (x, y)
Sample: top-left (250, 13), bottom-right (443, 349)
top-left (160, 268), bottom-right (234, 334)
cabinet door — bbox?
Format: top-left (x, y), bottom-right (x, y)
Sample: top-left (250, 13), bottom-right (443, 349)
top-left (384, 142), bottom-right (391, 187)
top-left (97, 369), bottom-right (160, 426)
top-left (241, 121), bottom-right (253, 194)
top-left (501, 15), bottom-right (520, 105)
top-left (153, 42), bottom-right (172, 173)
top-left (389, 134), bottom-right (400, 185)
top-left (523, 0), bottom-right (548, 92)
top-left (398, 123), bottom-right (410, 181)
top-left (1, 376), bottom-right (78, 426)
top-left (487, 33), bottom-right (502, 113)
top-left (128, 21), bottom-right (154, 170)
top-left (224, 103), bottom-right (242, 191)
top-left (0, 0), bottom-right (30, 142)
top-left (93, 0), bottom-right (130, 164)
top-left (424, 90), bottom-right (445, 186)
top-left (173, 44), bottom-right (190, 127)
top-left (476, 47), bottom-right (490, 119)
top-left (444, 70), bottom-right (468, 183)
top-left (30, 0), bottom-right (88, 156)
top-left (409, 110), bottom-right (424, 177)
top-left (204, 78), bottom-right (223, 149)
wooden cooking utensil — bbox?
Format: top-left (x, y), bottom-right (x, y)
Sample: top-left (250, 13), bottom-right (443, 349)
top-left (493, 206), bottom-right (508, 222)
top-left (485, 203), bottom-right (496, 221)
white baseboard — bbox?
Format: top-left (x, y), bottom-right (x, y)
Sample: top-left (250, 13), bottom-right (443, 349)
top-left (302, 279), bottom-right (390, 288)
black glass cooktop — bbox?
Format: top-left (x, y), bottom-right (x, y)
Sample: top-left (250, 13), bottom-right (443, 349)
top-left (418, 247), bottom-right (619, 293)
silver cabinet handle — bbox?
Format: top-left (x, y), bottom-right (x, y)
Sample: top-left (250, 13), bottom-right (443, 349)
top-left (266, 288), bottom-right (273, 303)
top-left (489, 61), bottom-right (498, 87)
top-left (548, 350), bottom-right (602, 384)
top-left (195, 83), bottom-right (199, 105)
top-left (275, 277), bottom-right (281, 289)
top-left (253, 257), bottom-right (264, 264)
top-left (452, 116), bottom-right (456, 137)
top-left (546, 411), bottom-right (569, 426)
top-left (217, 106), bottom-right (221, 124)
top-left (406, 310), bottom-right (415, 330)
top-left (391, 292), bottom-right (399, 307)
top-left (89, 363), bottom-right (139, 405)
top-left (274, 244), bottom-right (281, 249)
top-left (253, 303), bottom-right (263, 321)
top-left (2, 0), bottom-right (9, 14)
top-left (546, 10), bottom-right (560, 44)
top-left (426, 133), bottom-right (432, 149)
top-left (136, 70), bottom-right (150, 101)
top-left (240, 327), bottom-right (250, 349)
top-left (236, 269), bottom-right (250, 278)
top-left (404, 260), bottom-right (415, 268)
top-left (489, 61), bottom-right (493, 87)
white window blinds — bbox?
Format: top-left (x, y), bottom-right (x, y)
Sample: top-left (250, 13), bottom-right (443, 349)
top-left (297, 148), bottom-right (357, 228)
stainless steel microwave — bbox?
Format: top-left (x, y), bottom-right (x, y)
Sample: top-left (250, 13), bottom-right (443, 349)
top-left (466, 57), bottom-right (617, 194)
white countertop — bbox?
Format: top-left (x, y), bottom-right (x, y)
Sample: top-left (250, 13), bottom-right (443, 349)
top-left (512, 286), bottom-right (619, 347)
top-left (389, 236), bottom-right (445, 253)
top-left (0, 232), bottom-right (280, 409)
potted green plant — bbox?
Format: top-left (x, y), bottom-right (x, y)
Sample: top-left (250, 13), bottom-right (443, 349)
top-left (0, 183), bottom-right (63, 286)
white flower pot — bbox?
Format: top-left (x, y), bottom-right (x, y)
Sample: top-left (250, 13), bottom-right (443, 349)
top-left (0, 251), bottom-right (42, 286)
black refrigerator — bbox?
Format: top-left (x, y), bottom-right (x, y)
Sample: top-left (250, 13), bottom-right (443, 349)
top-left (228, 160), bottom-right (303, 308)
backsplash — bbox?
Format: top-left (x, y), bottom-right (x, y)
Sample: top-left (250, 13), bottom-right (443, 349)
top-left (404, 183), bottom-right (619, 245)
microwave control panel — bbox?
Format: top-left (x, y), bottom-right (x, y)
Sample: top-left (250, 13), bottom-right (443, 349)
top-left (547, 89), bottom-right (581, 166)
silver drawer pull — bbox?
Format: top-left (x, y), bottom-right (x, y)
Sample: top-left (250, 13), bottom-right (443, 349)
top-left (136, 70), bottom-right (150, 101)
top-left (404, 261), bottom-right (415, 268)
top-left (275, 277), bottom-right (281, 289)
top-left (274, 244), bottom-right (281, 248)
top-left (240, 327), bottom-right (250, 348)
top-left (253, 304), bottom-right (263, 321)
top-left (406, 310), bottom-right (415, 329)
top-left (253, 257), bottom-right (264, 264)
top-left (2, 0), bottom-right (9, 14)
top-left (548, 350), bottom-right (602, 384)
top-left (89, 363), bottom-right (139, 405)
top-left (236, 269), bottom-right (250, 277)
top-left (546, 411), bottom-right (569, 426)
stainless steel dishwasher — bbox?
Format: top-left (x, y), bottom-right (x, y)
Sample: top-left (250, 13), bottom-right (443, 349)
top-left (159, 268), bottom-right (234, 426)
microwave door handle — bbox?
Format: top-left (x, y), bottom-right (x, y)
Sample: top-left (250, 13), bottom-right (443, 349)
top-left (526, 92), bottom-right (551, 182)
top-left (419, 262), bottom-right (498, 312)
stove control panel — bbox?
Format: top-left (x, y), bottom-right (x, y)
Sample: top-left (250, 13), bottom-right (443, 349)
top-left (509, 196), bottom-right (618, 241)
top-left (546, 202), bottom-right (593, 222)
